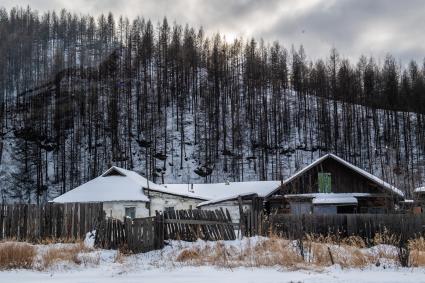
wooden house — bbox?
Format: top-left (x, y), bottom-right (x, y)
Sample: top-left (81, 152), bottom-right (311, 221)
top-left (265, 154), bottom-right (404, 215)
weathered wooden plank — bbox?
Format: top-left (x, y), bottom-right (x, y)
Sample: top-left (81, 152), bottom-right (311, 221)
top-left (163, 218), bottom-right (238, 225)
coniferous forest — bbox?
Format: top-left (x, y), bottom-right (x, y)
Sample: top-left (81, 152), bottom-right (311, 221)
top-left (1, 7), bottom-right (425, 203)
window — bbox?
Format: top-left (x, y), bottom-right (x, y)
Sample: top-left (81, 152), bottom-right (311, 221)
top-left (165, 206), bottom-right (175, 212)
top-left (125, 207), bottom-right (136, 219)
top-left (318, 173), bottom-right (332, 193)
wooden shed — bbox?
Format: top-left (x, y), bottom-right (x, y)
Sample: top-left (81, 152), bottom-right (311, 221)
top-left (265, 154), bottom-right (404, 215)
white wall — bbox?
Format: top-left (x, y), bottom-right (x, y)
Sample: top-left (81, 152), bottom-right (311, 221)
top-left (103, 201), bottom-right (149, 219)
top-left (200, 201), bottom-right (251, 223)
top-left (146, 190), bottom-right (203, 215)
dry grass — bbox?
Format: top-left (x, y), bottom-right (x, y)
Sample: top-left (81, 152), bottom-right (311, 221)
top-left (407, 237), bottom-right (425, 267)
top-left (409, 250), bottom-right (425, 267)
top-left (305, 233), bottom-right (341, 245)
top-left (373, 229), bottom-right (400, 246)
top-left (175, 237), bottom-right (305, 269)
top-left (409, 237), bottom-right (425, 251)
top-left (114, 250), bottom-right (126, 264)
top-left (37, 237), bottom-right (81, 245)
top-left (0, 240), bottom-right (100, 271)
top-left (173, 234), bottom-right (425, 269)
top-left (308, 243), bottom-right (333, 266)
top-left (0, 242), bottom-right (37, 270)
top-left (3, 233), bottom-right (425, 271)
top-left (41, 242), bottom-right (93, 269)
top-left (252, 236), bottom-right (304, 268)
top-left (341, 235), bottom-right (366, 248)
top-left (176, 249), bottom-right (201, 262)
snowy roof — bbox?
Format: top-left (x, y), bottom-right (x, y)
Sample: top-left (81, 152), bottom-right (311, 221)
top-left (285, 193), bottom-right (371, 199)
top-left (197, 192), bottom-right (258, 207)
top-left (54, 165), bottom-right (281, 204)
top-left (285, 193), bottom-right (369, 205)
top-left (148, 181), bottom-right (281, 203)
top-left (312, 195), bottom-right (358, 205)
top-left (53, 166), bottom-right (158, 203)
top-left (266, 154), bottom-right (404, 198)
top-left (414, 187), bottom-right (425, 193)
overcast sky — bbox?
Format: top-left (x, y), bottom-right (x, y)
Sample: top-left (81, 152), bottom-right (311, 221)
top-left (3, 0), bottom-right (425, 63)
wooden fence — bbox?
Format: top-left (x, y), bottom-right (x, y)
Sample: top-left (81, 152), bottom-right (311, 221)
top-left (95, 214), bottom-right (164, 253)
top-left (239, 197), bottom-right (264, 237)
top-left (95, 209), bottom-right (235, 253)
top-left (267, 214), bottom-right (425, 242)
top-left (163, 209), bottom-right (236, 241)
top-left (0, 203), bottom-right (104, 242)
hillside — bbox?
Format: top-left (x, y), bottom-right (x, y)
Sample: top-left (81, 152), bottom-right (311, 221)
top-left (0, 7), bottom-right (424, 202)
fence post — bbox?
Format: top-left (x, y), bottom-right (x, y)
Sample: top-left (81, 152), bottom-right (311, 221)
top-left (238, 196), bottom-right (245, 237)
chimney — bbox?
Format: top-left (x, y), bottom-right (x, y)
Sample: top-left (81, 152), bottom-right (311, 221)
top-left (188, 183), bottom-right (194, 193)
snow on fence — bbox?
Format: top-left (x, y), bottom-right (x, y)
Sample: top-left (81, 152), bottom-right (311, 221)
top-left (163, 209), bottom-right (236, 241)
top-left (267, 214), bottom-right (425, 242)
top-left (0, 203), bottom-right (104, 241)
top-left (94, 209), bottom-right (235, 253)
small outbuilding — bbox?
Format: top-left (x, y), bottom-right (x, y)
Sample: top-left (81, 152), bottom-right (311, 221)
top-left (192, 181), bottom-right (281, 222)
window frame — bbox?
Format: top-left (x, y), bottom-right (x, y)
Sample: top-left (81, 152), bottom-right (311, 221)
top-left (125, 206), bottom-right (136, 219)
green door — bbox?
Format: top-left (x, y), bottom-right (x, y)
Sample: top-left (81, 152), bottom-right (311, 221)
top-left (318, 173), bottom-right (331, 193)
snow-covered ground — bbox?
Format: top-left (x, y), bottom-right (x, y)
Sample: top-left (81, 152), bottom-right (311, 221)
top-left (2, 265), bottom-right (425, 283)
top-left (1, 236), bottom-right (425, 283)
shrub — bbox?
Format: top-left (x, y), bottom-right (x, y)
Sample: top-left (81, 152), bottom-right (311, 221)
top-left (0, 242), bottom-right (36, 270)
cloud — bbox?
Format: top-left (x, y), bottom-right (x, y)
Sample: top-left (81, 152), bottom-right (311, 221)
top-left (2, 0), bottom-right (424, 63)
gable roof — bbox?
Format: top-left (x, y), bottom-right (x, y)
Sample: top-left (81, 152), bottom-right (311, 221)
top-left (265, 154), bottom-right (404, 198)
top-left (53, 166), bottom-right (155, 203)
top-left (102, 166), bottom-right (161, 190)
